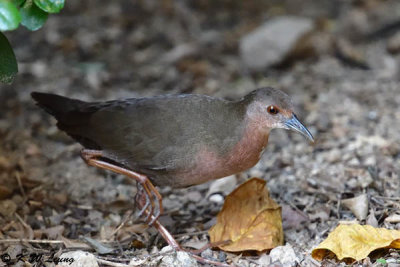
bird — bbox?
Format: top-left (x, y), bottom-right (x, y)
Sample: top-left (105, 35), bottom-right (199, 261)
top-left (31, 87), bottom-right (313, 251)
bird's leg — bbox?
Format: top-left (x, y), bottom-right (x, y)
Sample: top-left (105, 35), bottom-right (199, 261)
top-left (135, 182), bottom-right (162, 224)
top-left (81, 149), bottom-right (182, 249)
top-left (80, 149), bottom-right (230, 266)
top-left (80, 149), bottom-right (163, 224)
top-left (135, 183), bottom-right (151, 219)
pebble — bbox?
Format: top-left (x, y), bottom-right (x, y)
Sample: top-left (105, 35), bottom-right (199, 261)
top-left (208, 194), bottom-right (224, 204)
top-left (240, 16), bottom-right (314, 70)
top-left (160, 250), bottom-right (198, 267)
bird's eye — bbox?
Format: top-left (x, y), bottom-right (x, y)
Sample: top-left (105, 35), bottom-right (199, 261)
top-left (267, 105), bottom-right (279, 115)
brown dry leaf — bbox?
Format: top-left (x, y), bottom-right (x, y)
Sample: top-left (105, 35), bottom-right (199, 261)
top-left (312, 224), bottom-right (400, 262)
top-left (208, 177), bottom-right (283, 252)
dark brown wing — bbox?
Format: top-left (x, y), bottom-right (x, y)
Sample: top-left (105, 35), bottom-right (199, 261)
top-left (32, 92), bottom-right (245, 178)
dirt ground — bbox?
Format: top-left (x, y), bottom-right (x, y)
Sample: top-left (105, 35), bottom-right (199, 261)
top-left (1, 1), bottom-right (399, 266)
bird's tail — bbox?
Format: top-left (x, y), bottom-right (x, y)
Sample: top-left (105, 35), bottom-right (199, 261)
top-left (31, 92), bottom-right (88, 121)
top-left (31, 92), bottom-right (98, 129)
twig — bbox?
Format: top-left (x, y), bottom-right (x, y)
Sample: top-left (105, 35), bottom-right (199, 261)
top-left (374, 196), bottom-right (400, 201)
top-left (108, 210), bottom-right (134, 239)
top-left (15, 171), bottom-right (27, 200)
top-left (190, 254), bottom-right (234, 267)
top-left (173, 230), bottom-right (209, 238)
top-left (15, 213), bottom-right (30, 229)
top-left (0, 239), bottom-right (64, 244)
top-left (96, 258), bottom-right (134, 267)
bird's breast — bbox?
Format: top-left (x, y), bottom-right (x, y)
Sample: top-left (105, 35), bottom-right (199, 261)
top-left (176, 125), bottom-right (269, 187)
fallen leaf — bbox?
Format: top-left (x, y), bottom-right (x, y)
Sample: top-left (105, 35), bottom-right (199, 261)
top-left (60, 236), bottom-right (91, 249)
top-left (208, 177), bottom-right (283, 252)
top-left (312, 224), bottom-right (400, 262)
top-left (82, 237), bottom-right (114, 254)
top-left (341, 194), bottom-right (368, 220)
top-left (281, 204), bottom-right (309, 229)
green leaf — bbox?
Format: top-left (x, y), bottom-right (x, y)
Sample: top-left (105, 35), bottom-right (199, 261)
top-left (0, 32), bottom-right (18, 84)
top-left (12, 0), bottom-right (26, 7)
top-left (33, 0), bottom-right (64, 13)
top-left (20, 2), bottom-right (48, 31)
top-left (0, 1), bottom-right (21, 31)
top-left (376, 258), bottom-right (387, 265)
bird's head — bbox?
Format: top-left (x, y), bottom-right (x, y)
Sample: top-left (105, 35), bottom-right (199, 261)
top-left (243, 87), bottom-right (314, 142)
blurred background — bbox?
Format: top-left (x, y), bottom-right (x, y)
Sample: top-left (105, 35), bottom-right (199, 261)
top-left (0, 0), bottom-right (399, 265)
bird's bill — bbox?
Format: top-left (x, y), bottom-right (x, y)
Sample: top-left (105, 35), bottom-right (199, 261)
top-left (284, 114), bottom-right (314, 142)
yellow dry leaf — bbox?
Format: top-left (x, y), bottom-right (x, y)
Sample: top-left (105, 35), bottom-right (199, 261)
top-left (312, 224), bottom-right (400, 261)
top-left (208, 177), bottom-right (283, 252)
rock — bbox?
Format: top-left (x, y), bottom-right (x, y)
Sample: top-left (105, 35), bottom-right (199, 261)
top-left (208, 194), bottom-right (224, 204)
top-left (57, 251), bottom-right (98, 267)
top-left (160, 250), bottom-right (198, 267)
top-left (385, 214), bottom-right (400, 224)
top-left (270, 243), bottom-right (299, 267)
top-left (257, 253), bottom-right (271, 266)
top-left (186, 191), bottom-right (202, 203)
top-left (240, 16), bottom-right (314, 70)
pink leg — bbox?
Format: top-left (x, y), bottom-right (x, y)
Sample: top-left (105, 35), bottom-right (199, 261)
top-left (80, 149), bottom-right (231, 266)
top-left (81, 149), bottom-right (163, 224)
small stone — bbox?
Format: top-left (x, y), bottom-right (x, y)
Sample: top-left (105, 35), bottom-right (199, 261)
top-left (270, 243), bottom-right (299, 267)
top-left (385, 214), bottom-right (400, 223)
top-left (257, 253), bottom-right (271, 266)
top-left (186, 191), bottom-right (202, 203)
top-left (326, 149), bottom-right (341, 163)
top-left (160, 250), bottom-right (198, 267)
top-left (240, 16), bottom-right (314, 70)
top-left (208, 194), bottom-right (224, 204)
top-left (200, 248), bottom-right (213, 259)
top-left (347, 157), bottom-right (360, 166)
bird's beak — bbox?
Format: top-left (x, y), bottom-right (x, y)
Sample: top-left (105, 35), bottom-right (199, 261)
top-left (284, 114), bottom-right (314, 142)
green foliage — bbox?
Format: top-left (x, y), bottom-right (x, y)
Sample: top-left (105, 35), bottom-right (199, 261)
top-left (0, 31), bottom-right (18, 84)
top-left (34, 0), bottom-right (64, 13)
top-left (0, 1), bottom-right (21, 31)
top-left (0, 0), bottom-right (66, 84)
top-left (20, 1), bottom-right (48, 31)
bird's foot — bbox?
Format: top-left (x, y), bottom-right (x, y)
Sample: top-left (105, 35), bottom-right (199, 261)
top-left (135, 182), bottom-right (162, 225)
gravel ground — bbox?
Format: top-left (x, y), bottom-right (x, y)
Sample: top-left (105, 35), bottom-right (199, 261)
top-left (0, 1), bottom-right (399, 266)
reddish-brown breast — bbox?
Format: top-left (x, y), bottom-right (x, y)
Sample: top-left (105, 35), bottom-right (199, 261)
top-left (176, 121), bottom-right (269, 187)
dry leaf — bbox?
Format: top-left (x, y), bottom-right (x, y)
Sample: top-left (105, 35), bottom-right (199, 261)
top-left (208, 177), bottom-right (283, 252)
top-left (341, 194), bottom-right (368, 220)
top-left (312, 224), bottom-right (400, 261)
